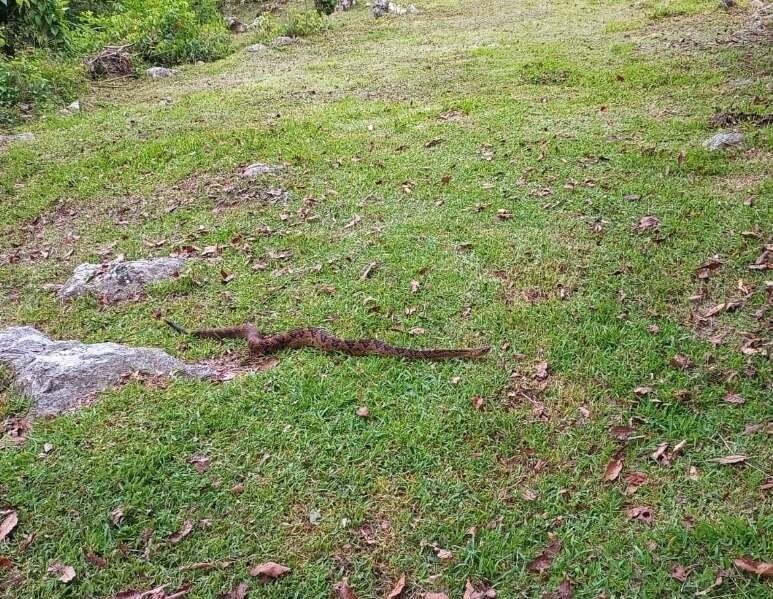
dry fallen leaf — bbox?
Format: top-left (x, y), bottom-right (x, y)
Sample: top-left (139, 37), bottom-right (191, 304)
top-left (723, 393), bottom-right (745, 405)
top-left (609, 426), bottom-right (636, 440)
top-left (0, 511), bottom-right (18, 542)
top-left (48, 562), bottom-right (76, 583)
top-left (386, 574), bottom-right (406, 598)
top-left (526, 536), bottom-right (561, 573)
top-left (636, 216), bottom-right (660, 232)
top-left (109, 506), bottom-right (124, 527)
top-left (651, 442), bottom-right (669, 464)
top-left (603, 455), bottom-right (624, 482)
top-left (734, 556), bottom-right (773, 578)
top-left (189, 455), bottom-right (210, 473)
top-left (435, 547), bottom-right (453, 561)
top-left (462, 580), bottom-right (497, 599)
top-left (521, 488), bottom-right (537, 501)
top-left (671, 353), bottom-right (693, 369)
top-left (557, 578), bottom-right (572, 599)
top-left (334, 577), bottom-right (358, 599)
top-left (626, 505), bottom-right (654, 525)
top-left (423, 594), bottom-right (450, 599)
top-left (168, 519), bottom-right (194, 544)
top-left (534, 361), bottom-right (549, 380)
top-left (624, 471), bottom-right (648, 495)
top-left (671, 564), bottom-right (690, 582)
top-left (709, 455), bottom-right (748, 465)
top-left (471, 396), bottom-right (485, 410)
top-left (84, 550), bottom-right (108, 568)
top-left (218, 581), bottom-right (249, 599)
top-left (250, 561), bottom-right (290, 581)
top-left (633, 386), bottom-right (653, 397)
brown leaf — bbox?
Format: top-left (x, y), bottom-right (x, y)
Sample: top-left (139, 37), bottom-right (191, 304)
top-left (723, 393), bottom-right (745, 405)
top-left (633, 386), bottom-right (652, 396)
top-left (0, 511), bottom-right (18, 542)
top-left (651, 442), bottom-right (669, 463)
top-left (734, 556), bottom-right (773, 578)
top-left (0, 556), bottom-right (13, 570)
top-left (435, 547), bottom-right (453, 561)
top-left (48, 562), bottom-right (76, 583)
top-left (760, 478), bottom-right (773, 492)
top-left (386, 574), bottom-right (406, 598)
top-left (356, 406), bottom-right (369, 418)
top-left (558, 578), bottom-right (573, 599)
top-left (603, 457), bottom-right (623, 482)
top-left (360, 261), bottom-right (378, 280)
top-left (671, 353), bottom-right (693, 369)
top-left (696, 256), bottom-right (723, 279)
top-left (671, 564), bottom-right (689, 582)
top-left (218, 582), bottom-right (249, 599)
top-left (423, 594), bottom-right (450, 599)
top-left (189, 455), bottom-right (210, 473)
top-left (334, 577), bottom-right (358, 599)
top-left (709, 455), bottom-right (747, 465)
top-left (496, 209), bottom-right (512, 221)
top-left (168, 519), bottom-right (194, 544)
top-left (533, 361), bottom-right (549, 380)
top-left (110, 506), bottom-right (125, 527)
top-left (626, 505), bottom-right (654, 524)
top-left (250, 561), bottom-right (290, 581)
top-left (624, 471), bottom-right (648, 495)
top-left (526, 536), bottom-right (561, 573)
top-left (521, 488), bottom-right (537, 501)
top-left (636, 216), bottom-right (660, 232)
top-left (471, 396), bottom-right (485, 410)
top-left (84, 550), bottom-right (108, 568)
top-left (609, 426), bottom-right (636, 440)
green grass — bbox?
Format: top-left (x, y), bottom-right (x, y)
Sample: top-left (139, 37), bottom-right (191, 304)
top-left (0, 0), bottom-right (771, 597)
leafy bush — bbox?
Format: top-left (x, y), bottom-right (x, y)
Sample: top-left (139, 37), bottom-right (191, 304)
top-left (283, 9), bottom-right (327, 38)
top-left (1, 0), bottom-right (69, 50)
top-left (314, 0), bottom-right (336, 16)
top-left (73, 0), bottom-right (230, 66)
top-left (0, 50), bottom-right (83, 121)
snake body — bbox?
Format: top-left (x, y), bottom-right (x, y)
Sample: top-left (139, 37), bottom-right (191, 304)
top-left (167, 321), bottom-right (489, 360)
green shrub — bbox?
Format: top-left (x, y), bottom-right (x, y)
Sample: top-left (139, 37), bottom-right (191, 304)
top-left (73, 0), bottom-right (230, 66)
top-left (1, 0), bottom-right (69, 50)
top-left (0, 50), bottom-right (83, 121)
top-left (283, 9), bottom-right (327, 38)
top-left (314, 0), bottom-right (336, 16)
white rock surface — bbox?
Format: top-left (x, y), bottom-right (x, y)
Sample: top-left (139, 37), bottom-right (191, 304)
top-left (241, 162), bottom-right (283, 177)
top-left (703, 132), bottom-right (745, 151)
top-left (0, 327), bottom-right (214, 416)
top-left (0, 132), bottom-right (36, 145)
top-left (58, 257), bottom-right (186, 302)
top-left (245, 43), bottom-right (268, 53)
top-left (146, 66), bottom-right (179, 80)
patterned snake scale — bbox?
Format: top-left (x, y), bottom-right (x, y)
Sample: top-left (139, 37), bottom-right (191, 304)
top-left (167, 321), bottom-right (489, 360)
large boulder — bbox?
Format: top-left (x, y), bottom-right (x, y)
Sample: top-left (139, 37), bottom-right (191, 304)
top-left (0, 327), bottom-right (215, 416)
top-left (58, 257), bottom-right (186, 303)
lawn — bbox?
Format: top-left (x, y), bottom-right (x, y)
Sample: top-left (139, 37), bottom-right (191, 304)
top-left (0, 0), bottom-right (771, 597)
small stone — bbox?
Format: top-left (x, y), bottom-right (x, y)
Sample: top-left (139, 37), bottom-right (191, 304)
top-left (66, 100), bottom-right (80, 113)
top-left (58, 256), bottom-right (186, 303)
top-left (245, 43), bottom-right (268, 53)
top-left (0, 132), bottom-right (36, 145)
top-left (146, 66), bottom-right (179, 80)
top-left (226, 17), bottom-right (246, 33)
top-left (703, 132), bottom-right (744, 151)
top-left (271, 36), bottom-right (295, 47)
top-left (241, 162), bottom-right (283, 177)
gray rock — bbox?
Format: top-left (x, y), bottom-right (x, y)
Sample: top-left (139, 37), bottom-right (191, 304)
top-left (58, 257), bottom-right (186, 303)
top-left (703, 132), bottom-right (745, 151)
top-left (226, 16), bottom-right (247, 33)
top-left (728, 78), bottom-right (754, 88)
top-left (245, 43), bottom-right (268, 53)
top-left (271, 36), bottom-right (296, 47)
top-left (0, 327), bottom-right (214, 416)
top-left (373, 0), bottom-right (417, 17)
top-left (241, 162), bottom-right (283, 178)
top-left (66, 100), bottom-right (80, 113)
top-left (336, 0), bottom-right (356, 10)
top-left (146, 66), bottom-right (179, 80)
top-left (0, 132), bottom-right (36, 145)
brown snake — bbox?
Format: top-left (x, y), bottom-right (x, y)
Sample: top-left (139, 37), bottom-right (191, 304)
top-left (166, 320), bottom-right (489, 360)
